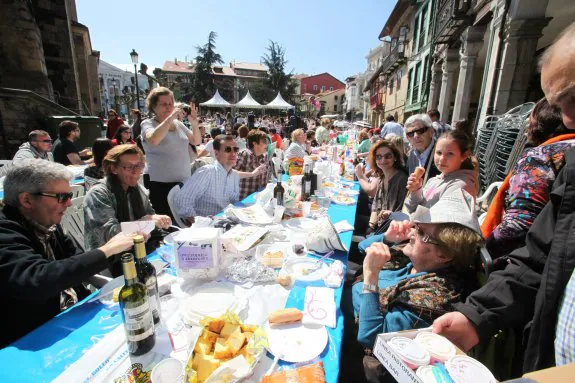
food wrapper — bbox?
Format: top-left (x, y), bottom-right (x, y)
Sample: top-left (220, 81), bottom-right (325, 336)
top-left (184, 311), bottom-right (267, 383)
top-left (261, 361), bottom-right (326, 383)
top-left (223, 256), bottom-right (278, 285)
top-left (287, 157), bottom-right (304, 176)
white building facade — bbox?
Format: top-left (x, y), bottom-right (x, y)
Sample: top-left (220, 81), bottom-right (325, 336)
top-left (98, 60), bottom-right (149, 118)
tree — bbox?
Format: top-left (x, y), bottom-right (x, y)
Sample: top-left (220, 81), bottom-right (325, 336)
top-left (188, 31), bottom-right (224, 103)
top-left (261, 41), bottom-right (298, 105)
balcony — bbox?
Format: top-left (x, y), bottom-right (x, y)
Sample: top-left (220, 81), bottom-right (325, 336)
top-left (381, 42), bottom-right (406, 76)
top-left (434, 0), bottom-right (472, 45)
top-left (370, 92), bottom-right (384, 110)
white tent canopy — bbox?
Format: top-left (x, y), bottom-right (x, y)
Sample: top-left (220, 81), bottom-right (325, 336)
top-left (265, 92), bottom-right (294, 109)
top-left (199, 89), bottom-right (231, 107)
top-left (235, 90), bottom-right (263, 109)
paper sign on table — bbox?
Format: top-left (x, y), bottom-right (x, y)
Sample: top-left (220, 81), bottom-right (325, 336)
top-left (302, 287), bottom-right (336, 328)
top-left (120, 220), bottom-right (155, 235)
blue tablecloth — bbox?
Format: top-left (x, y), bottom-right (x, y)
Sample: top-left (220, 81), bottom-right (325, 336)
top-left (0, 182), bottom-right (358, 383)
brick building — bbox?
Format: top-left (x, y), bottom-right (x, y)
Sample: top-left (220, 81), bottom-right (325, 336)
top-left (299, 73), bottom-right (345, 95)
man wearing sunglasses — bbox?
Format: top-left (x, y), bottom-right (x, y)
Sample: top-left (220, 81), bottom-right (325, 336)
top-left (404, 114), bottom-right (440, 180)
top-left (12, 130), bottom-right (54, 165)
top-left (0, 160), bottom-right (137, 348)
top-left (174, 135), bottom-right (264, 226)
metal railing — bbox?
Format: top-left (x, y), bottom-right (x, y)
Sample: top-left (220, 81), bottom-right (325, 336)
top-left (381, 43), bottom-right (405, 75)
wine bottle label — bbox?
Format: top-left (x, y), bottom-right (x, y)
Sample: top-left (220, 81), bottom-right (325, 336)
top-left (305, 181), bottom-right (311, 192)
top-left (123, 301), bottom-right (154, 342)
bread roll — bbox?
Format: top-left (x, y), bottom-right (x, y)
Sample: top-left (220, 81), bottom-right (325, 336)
top-left (268, 308), bottom-right (303, 325)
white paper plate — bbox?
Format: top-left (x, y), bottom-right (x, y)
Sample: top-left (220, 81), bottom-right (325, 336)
top-left (266, 322), bottom-right (328, 363)
top-left (283, 257), bottom-right (329, 281)
top-left (283, 217), bottom-right (318, 232)
top-left (180, 282), bottom-right (247, 325)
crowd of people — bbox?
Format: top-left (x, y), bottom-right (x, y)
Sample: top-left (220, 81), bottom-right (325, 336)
top-left (1, 22), bottom-right (575, 383)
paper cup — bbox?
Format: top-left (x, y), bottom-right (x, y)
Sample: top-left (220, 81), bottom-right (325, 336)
top-left (415, 365), bottom-right (437, 383)
top-left (445, 355), bottom-right (497, 383)
top-left (414, 332), bottom-right (456, 363)
top-left (150, 358), bottom-right (184, 383)
top-left (387, 336), bottom-right (430, 369)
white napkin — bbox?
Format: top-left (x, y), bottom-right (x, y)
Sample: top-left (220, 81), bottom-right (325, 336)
top-left (333, 220), bottom-right (354, 233)
top-left (324, 260), bottom-right (344, 288)
top-left (302, 287), bottom-right (336, 328)
top-left (120, 220), bottom-right (154, 234)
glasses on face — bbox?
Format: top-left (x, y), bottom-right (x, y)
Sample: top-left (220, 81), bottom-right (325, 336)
top-left (119, 163), bottom-right (145, 173)
top-left (34, 192), bottom-right (74, 204)
top-left (375, 153), bottom-right (394, 161)
top-left (406, 126), bottom-right (429, 138)
top-left (414, 224), bottom-right (442, 246)
top-left (222, 146), bottom-right (240, 153)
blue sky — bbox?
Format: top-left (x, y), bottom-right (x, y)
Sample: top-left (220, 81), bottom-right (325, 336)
top-left (76, 0), bottom-right (394, 81)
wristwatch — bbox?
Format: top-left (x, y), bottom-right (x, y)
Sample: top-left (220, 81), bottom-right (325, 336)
top-left (362, 283), bottom-right (379, 294)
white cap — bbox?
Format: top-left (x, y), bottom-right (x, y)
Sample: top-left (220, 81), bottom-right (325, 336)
top-left (411, 189), bottom-right (482, 235)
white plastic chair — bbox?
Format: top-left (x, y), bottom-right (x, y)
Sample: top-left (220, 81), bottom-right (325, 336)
top-left (476, 181), bottom-right (503, 214)
top-left (167, 184), bottom-right (186, 228)
top-left (61, 196), bottom-right (85, 252)
top-left (0, 160), bottom-right (12, 177)
top-left (70, 184), bottom-right (85, 198)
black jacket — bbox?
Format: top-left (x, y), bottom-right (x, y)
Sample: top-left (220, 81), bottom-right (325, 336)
top-left (0, 205), bottom-right (108, 348)
top-left (406, 142), bottom-right (440, 181)
top-left (456, 146), bottom-right (575, 372)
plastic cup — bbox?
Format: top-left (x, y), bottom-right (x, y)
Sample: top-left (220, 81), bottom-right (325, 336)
top-left (445, 355), bottom-right (496, 383)
top-left (387, 336), bottom-right (430, 369)
top-left (150, 358), bottom-right (184, 383)
top-left (302, 201), bottom-right (312, 217)
top-left (414, 332), bottom-right (456, 363)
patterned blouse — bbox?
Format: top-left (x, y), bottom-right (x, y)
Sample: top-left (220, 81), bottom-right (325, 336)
top-left (486, 140), bottom-right (575, 258)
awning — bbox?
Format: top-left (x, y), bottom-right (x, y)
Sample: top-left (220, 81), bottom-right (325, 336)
top-left (199, 89), bottom-right (231, 107)
top-left (265, 92), bottom-right (294, 109)
top-left (234, 90), bottom-right (263, 109)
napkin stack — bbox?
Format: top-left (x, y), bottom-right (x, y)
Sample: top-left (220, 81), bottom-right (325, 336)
top-left (302, 287), bottom-right (336, 328)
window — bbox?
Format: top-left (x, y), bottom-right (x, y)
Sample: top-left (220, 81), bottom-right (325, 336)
top-left (330, 86), bottom-right (334, 91)
top-left (397, 70), bottom-right (402, 91)
top-left (407, 68), bottom-right (413, 101)
top-left (389, 78), bottom-right (394, 95)
top-left (321, 85), bottom-right (326, 92)
top-left (419, 5), bottom-right (428, 51)
top-left (333, 104), bottom-right (338, 112)
top-left (313, 85), bottom-right (318, 91)
top-left (412, 15), bottom-right (420, 53)
top-left (412, 62), bottom-right (422, 104)
top-left (351, 87), bottom-right (356, 97)
top-left (334, 95), bottom-right (338, 101)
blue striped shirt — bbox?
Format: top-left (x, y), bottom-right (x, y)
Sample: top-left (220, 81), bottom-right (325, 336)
top-left (174, 161), bottom-right (239, 218)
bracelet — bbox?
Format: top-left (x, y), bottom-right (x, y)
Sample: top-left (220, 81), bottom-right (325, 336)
top-left (362, 283), bottom-right (379, 294)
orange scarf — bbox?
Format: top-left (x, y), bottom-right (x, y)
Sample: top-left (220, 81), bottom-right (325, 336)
top-left (481, 133), bottom-right (575, 238)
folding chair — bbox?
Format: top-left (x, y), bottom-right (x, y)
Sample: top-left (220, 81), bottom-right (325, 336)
top-left (70, 184), bottom-right (85, 198)
top-left (60, 196), bottom-right (85, 252)
top-left (167, 183), bottom-right (186, 228)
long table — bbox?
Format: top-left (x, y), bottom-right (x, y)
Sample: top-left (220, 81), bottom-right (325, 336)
top-left (0, 183), bottom-right (358, 382)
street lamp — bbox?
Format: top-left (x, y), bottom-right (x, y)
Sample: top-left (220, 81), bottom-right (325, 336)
top-left (130, 49), bottom-right (141, 110)
top-left (112, 79), bottom-right (119, 113)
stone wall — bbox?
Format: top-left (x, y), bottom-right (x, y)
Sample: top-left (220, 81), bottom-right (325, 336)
top-left (32, 0), bottom-right (81, 113)
top-left (0, 0), bottom-right (53, 97)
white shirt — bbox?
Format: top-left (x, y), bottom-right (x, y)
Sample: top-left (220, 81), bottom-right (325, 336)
top-left (174, 161), bottom-right (240, 218)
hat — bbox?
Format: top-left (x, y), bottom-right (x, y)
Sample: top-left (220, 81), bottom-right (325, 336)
top-left (411, 189), bottom-right (481, 235)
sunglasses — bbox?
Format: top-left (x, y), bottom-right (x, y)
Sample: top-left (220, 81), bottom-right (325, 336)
top-left (406, 126), bottom-right (429, 138)
top-left (119, 163), bottom-right (145, 173)
top-left (222, 146), bottom-right (240, 153)
top-left (414, 224), bottom-right (442, 246)
top-left (375, 153), bottom-right (394, 161)
top-left (34, 192), bottom-right (74, 204)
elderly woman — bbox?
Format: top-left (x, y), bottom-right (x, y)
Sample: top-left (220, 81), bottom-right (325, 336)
top-left (285, 128), bottom-right (311, 159)
top-left (344, 189), bottom-right (483, 350)
top-left (356, 130), bottom-right (371, 156)
top-left (315, 118), bottom-right (331, 145)
top-left (482, 98), bottom-right (575, 259)
top-left (141, 87), bottom-right (201, 217)
top-left (84, 145), bottom-right (172, 276)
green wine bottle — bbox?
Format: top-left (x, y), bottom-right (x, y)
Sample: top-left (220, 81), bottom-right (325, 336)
top-left (133, 235), bottom-right (161, 325)
top-left (119, 253), bottom-right (156, 356)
